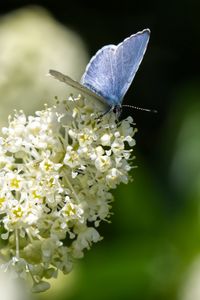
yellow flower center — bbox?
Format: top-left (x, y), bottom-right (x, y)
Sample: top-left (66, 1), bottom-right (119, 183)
top-left (13, 207), bottom-right (23, 218)
top-left (65, 204), bottom-right (76, 216)
top-left (44, 161), bottom-right (52, 171)
top-left (10, 178), bottom-right (20, 189)
top-left (0, 197), bottom-right (5, 208)
top-left (32, 190), bottom-right (42, 200)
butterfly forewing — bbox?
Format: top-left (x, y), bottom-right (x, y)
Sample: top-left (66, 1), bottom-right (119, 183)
top-left (117, 29), bottom-right (150, 100)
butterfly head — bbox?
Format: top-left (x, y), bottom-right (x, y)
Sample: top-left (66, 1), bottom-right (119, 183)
top-left (113, 105), bottom-right (122, 119)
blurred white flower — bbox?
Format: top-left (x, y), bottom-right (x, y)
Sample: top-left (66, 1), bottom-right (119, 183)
top-left (179, 256), bottom-right (200, 300)
top-left (0, 94), bottom-right (136, 292)
top-left (0, 6), bottom-right (88, 127)
top-left (0, 268), bottom-right (28, 300)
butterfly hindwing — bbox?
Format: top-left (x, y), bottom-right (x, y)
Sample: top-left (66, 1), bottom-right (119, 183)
top-left (49, 69), bottom-right (109, 107)
top-left (80, 45), bottom-right (117, 105)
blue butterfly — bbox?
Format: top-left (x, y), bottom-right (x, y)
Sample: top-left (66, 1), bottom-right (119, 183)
top-left (49, 29), bottom-right (151, 114)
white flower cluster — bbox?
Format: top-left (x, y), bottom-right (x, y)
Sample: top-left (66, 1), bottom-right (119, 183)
top-left (0, 95), bottom-right (136, 292)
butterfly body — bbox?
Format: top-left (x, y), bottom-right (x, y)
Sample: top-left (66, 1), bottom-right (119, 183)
top-left (49, 29), bottom-right (150, 113)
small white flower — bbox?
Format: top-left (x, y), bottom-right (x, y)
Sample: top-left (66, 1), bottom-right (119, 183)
top-left (95, 155), bottom-right (112, 172)
top-left (111, 139), bottom-right (125, 154)
top-left (64, 146), bottom-right (80, 168)
top-left (101, 133), bottom-right (112, 146)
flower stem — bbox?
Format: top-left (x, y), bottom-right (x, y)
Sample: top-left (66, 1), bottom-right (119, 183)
top-left (15, 228), bottom-right (20, 259)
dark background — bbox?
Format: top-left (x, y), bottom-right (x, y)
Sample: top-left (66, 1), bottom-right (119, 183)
top-left (0, 1), bottom-right (200, 300)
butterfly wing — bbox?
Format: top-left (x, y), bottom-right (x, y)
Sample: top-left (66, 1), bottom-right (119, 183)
top-left (81, 29), bottom-right (150, 106)
top-left (49, 69), bottom-right (109, 107)
top-left (115, 29), bottom-right (150, 101)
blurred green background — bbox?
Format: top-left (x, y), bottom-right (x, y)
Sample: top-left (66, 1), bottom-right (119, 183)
top-left (0, 1), bottom-right (200, 299)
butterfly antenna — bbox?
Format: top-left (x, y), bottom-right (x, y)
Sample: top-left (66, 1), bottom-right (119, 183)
top-left (122, 104), bottom-right (157, 113)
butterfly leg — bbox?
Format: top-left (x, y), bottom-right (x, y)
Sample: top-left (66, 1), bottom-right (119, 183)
top-left (113, 105), bottom-right (122, 120)
top-left (95, 106), bottom-right (115, 120)
top-left (95, 105), bottom-right (122, 122)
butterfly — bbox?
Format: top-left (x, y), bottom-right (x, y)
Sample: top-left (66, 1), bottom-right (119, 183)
top-left (49, 29), bottom-right (153, 115)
